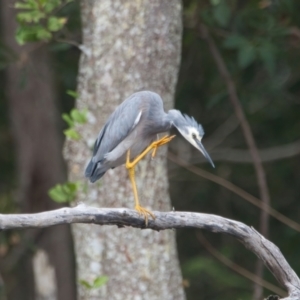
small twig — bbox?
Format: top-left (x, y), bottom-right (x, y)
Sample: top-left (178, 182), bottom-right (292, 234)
top-left (205, 114), bottom-right (239, 150)
top-left (54, 38), bottom-right (81, 48)
top-left (0, 204), bottom-right (299, 300)
top-left (289, 26), bottom-right (300, 40)
top-left (200, 24), bottom-right (271, 299)
top-left (196, 232), bottom-right (285, 296)
top-left (168, 153), bottom-right (300, 233)
top-left (192, 140), bottom-right (300, 164)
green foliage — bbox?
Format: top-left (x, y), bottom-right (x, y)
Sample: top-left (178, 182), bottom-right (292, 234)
top-left (15, 0), bottom-right (72, 44)
top-left (176, 1), bottom-right (300, 299)
top-left (183, 256), bottom-right (247, 288)
top-left (199, 0), bottom-right (290, 73)
top-left (212, 1), bottom-right (231, 27)
top-left (48, 181), bottom-right (80, 203)
top-left (223, 34), bottom-right (279, 71)
top-left (70, 108), bottom-right (88, 124)
top-left (62, 107), bottom-right (87, 140)
top-left (66, 89), bottom-right (79, 99)
top-left (63, 128), bottom-right (80, 140)
top-left (79, 276), bottom-right (108, 290)
top-left (47, 16), bottom-right (67, 32)
top-left (0, 193), bottom-right (18, 214)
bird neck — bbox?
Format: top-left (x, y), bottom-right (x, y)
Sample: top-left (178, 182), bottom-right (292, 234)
top-left (166, 109), bottom-right (185, 128)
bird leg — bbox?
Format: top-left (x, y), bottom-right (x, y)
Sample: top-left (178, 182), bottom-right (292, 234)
top-left (126, 150), bottom-right (155, 225)
top-left (125, 135), bottom-right (175, 225)
top-left (151, 135), bottom-right (176, 159)
top-left (127, 135), bottom-right (176, 167)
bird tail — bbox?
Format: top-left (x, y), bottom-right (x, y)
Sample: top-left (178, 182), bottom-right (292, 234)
top-left (85, 159), bottom-right (106, 183)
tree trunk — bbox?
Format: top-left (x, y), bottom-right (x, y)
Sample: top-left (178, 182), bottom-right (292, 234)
top-left (64, 0), bottom-right (185, 299)
top-left (1, 1), bottom-right (76, 299)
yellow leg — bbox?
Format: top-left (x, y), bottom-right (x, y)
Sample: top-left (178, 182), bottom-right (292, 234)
top-left (125, 135), bottom-right (176, 225)
top-left (127, 135), bottom-right (176, 168)
top-left (126, 151), bottom-right (155, 225)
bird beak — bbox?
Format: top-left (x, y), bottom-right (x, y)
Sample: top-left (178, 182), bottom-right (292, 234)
top-left (196, 140), bottom-right (215, 168)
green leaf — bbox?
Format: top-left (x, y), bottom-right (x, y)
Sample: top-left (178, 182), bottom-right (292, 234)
top-left (223, 35), bottom-right (247, 49)
top-left (48, 185), bottom-right (67, 202)
top-left (79, 276), bottom-right (108, 290)
top-left (48, 182), bottom-right (79, 203)
top-left (70, 108), bottom-right (87, 124)
top-left (17, 9), bottom-right (46, 23)
top-left (36, 27), bottom-right (52, 41)
top-left (15, 0), bottom-right (39, 9)
top-left (15, 26), bottom-right (32, 45)
top-left (210, 0), bottom-right (221, 5)
top-left (238, 44), bottom-right (256, 69)
top-left (79, 280), bottom-right (92, 290)
top-left (65, 182), bottom-right (79, 194)
top-left (17, 12), bottom-right (34, 23)
top-left (15, 2), bottom-right (35, 9)
top-left (44, 0), bottom-right (62, 13)
top-left (93, 276), bottom-right (108, 288)
top-left (15, 25), bottom-right (44, 44)
top-left (66, 90), bottom-right (79, 98)
top-left (63, 128), bottom-right (80, 140)
top-left (257, 42), bottom-right (276, 74)
top-left (223, 35), bottom-right (257, 69)
top-left (47, 16), bottom-right (66, 32)
top-left (62, 113), bottom-right (74, 127)
top-left (212, 2), bottom-right (231, 27)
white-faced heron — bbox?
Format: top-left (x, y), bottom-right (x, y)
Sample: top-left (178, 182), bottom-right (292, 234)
top-left (85, 91), bottom-right (214, 224)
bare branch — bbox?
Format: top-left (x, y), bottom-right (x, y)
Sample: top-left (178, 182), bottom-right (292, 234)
top-left (192, 140), bottom-right (300, 163)
top-left (168, 153), bottom-right (300, 233)
top-left (200, 24), bottom-right (271, 299)
top-left (0, 204), bottom-right (299, 299)
top-left (200, 23), bottom-right (270, 233)
top-left (205, 114), bottom-right (239, 149)
top-left (196, 232), bottom-right (285, 296)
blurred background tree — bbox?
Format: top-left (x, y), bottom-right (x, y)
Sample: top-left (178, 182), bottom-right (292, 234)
top-left (0, 0), bottom-right (300, 299)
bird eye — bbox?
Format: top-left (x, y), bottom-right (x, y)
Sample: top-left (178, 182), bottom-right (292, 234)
top-left (192, 133), bottom-right (197, 139)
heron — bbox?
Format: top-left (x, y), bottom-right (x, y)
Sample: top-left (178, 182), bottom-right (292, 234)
top-left (85, 91), bottom-right (214, 224)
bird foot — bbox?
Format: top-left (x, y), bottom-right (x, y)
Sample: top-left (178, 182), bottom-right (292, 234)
top-left (151, 135), bottom-right (176, 158)
top-left (126, 150), bottom-right (136, 169)
top-left (135, 205), bottom-right (155, 226)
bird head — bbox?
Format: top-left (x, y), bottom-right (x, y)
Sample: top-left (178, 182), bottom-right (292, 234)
top-left (168, 110), bottom-right (215, 168)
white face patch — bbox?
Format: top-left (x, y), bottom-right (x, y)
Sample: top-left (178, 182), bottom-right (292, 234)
top-left (186, 127), bottom-right (202, 141)
top-left (177, 126), bottom-right (203, 152)
top-left (174, 122), bottom-right (214, 167)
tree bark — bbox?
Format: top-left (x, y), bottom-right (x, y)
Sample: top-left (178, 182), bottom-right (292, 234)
top-left (1, 1), bottom-right (76, 299)
top-left (64, 0), bottom-right (184, 299)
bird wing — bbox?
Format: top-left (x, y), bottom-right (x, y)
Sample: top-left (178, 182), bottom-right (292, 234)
top-left (92, 95), bottom-right (143, 163)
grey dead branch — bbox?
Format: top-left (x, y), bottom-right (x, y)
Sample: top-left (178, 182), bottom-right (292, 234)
top-left (0, 204), bottom-right (299, 300)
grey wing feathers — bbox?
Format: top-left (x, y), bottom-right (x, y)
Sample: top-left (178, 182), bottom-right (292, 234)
top-left (84, 123), bottom-right (108, 180)
top-left (85, 93), bottom-right (144, 181)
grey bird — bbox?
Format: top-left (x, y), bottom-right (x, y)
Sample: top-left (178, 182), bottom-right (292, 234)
top-left (85, 91), bottom-right (214, 223)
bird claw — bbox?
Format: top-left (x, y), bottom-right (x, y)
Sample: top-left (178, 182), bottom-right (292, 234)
top-left (151, 147), bottom-right (158, 159)
top-left (151, 135), bottom-right (176, 159)
top-left (135, 205), bottom-right (155, 226)
top-left (153, 135), bottom-right (176, 147)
